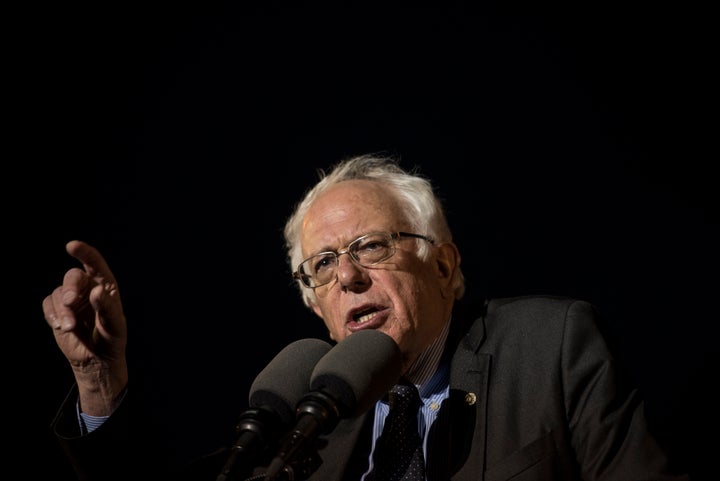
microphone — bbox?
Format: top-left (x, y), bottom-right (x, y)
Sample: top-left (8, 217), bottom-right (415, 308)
top-left (215, 338), bottom-right (332, 481)
top-left (263, 329), bottom-right (403, 480)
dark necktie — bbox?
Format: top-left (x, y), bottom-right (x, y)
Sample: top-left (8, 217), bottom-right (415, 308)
top-left (370, 381), bottom-right (426, 481)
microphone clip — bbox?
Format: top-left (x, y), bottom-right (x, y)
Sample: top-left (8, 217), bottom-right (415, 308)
top-left (263, 390), bottom-right (340, 481)
top-left (260, 445), bottom-right (322, 481)
top-left (216, 407), bottom-right (285, 481)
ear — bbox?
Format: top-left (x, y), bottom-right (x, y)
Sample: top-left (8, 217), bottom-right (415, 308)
top-left (435, 242), bottom-right (461, 293)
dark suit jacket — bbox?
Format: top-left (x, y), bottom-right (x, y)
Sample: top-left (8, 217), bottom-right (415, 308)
top-left (52, 296), bottom-right (688, 480)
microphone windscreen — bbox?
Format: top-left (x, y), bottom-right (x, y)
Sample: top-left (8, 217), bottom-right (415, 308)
top-left (309, 330), bottom-right (402, 417)
top-left (249, 338), bottom-right (333, 424)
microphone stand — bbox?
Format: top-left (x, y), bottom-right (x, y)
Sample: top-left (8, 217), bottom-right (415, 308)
top-left (261, 446), bottom-right (323, 481)
top-left (228, 444), bottom-right (322, 481)
top-left (215, 408), bottom-right (324, 481)
top-left (262, 391), bottom-right (340, 481)
top-left (215, 408), bottom-right (284, 481)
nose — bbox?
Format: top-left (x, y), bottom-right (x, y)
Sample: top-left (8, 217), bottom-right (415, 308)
top-left (335, 251), bottom-right (369, 290)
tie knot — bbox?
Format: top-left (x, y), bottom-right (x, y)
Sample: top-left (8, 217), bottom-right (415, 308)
top-left (388, 382), bottom-right (420, 412)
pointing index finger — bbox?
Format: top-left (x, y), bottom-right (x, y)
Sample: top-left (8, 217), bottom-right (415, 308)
top-left (65, 239), bottom-right (116, 283)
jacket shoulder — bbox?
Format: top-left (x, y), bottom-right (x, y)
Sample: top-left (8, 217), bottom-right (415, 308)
top-left (484, 295), bottom-right (600, 339)
top-left (488, 294), bottom-right (594, 316)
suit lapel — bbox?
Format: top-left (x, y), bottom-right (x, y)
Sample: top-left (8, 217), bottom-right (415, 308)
top-left (443, 303), bottom-right (491, 481)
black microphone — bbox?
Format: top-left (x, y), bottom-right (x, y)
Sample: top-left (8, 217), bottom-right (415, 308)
top-left (215, 338), bottom-right (332, 481)
top-left (263, 329), bottom-right (403, 480)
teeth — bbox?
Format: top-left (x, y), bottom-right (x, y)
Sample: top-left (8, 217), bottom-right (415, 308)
top-left (356, 312), bottom-right (375, 324)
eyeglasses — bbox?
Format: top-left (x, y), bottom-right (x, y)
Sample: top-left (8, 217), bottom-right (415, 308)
top-left (292, 231), bottom-right (435, 289)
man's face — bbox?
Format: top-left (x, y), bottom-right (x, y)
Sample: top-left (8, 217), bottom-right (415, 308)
top-left (300, 179), bottom-right (456, 371)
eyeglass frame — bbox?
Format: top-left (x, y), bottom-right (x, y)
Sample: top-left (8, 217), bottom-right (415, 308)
top-left (292, 231), bottom-right (435, 289)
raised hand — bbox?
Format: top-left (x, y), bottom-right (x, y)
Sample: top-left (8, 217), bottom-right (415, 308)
top-left (42, 240), bottom-right (128, 416)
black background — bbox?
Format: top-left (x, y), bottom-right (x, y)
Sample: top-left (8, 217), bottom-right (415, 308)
top-left (16, 2), bottom-right (717, 480)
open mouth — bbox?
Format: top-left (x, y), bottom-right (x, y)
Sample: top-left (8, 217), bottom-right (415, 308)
top-left (352, 307), bottom-right (380, 325)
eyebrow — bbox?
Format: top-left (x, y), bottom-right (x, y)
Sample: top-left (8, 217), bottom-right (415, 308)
top-left (307, 231), bottom-right (385, 257)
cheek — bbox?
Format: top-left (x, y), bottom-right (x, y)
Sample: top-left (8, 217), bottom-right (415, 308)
top-left (316, 304), bottom-right (349, 342)
top-left (391, 272), bottom-right (441, 332)
top-left (395, 271), bottom-right (431, 306)
top-left (387, 278), bottom-right (424, 326)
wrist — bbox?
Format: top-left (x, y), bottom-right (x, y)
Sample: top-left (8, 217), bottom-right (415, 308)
top-left (73, 358), bottom-right (129, 416)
